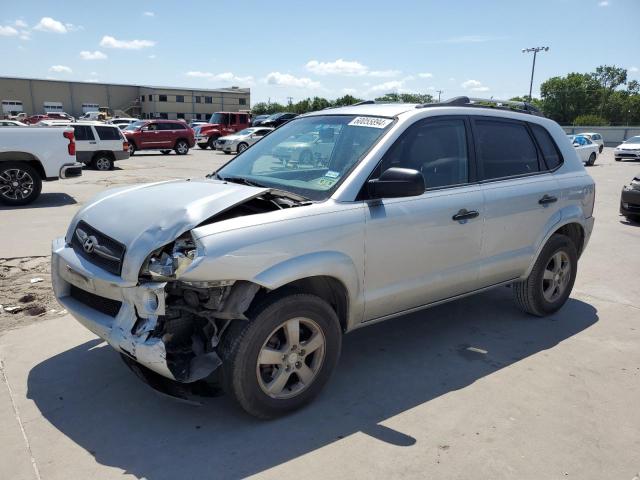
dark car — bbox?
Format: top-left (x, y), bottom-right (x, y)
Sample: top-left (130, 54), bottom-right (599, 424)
top-left (259, 112), bottom-right (297, 128)
top-left (620, 173), bottom-right (640, 222)
top-left (123, 120), bottom-right (195, 155)
top-left (251, 114), bottom-right (270, 126)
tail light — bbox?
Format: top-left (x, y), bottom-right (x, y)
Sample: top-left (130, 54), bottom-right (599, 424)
top-left (63, 130), bottom-right (75, 156)
top-left (123, 141), bottom-right (129, 152)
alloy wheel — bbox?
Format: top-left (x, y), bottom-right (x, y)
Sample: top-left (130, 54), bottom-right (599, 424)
top-left (176, 141), bottom-right (188, 154)
top-left (256, 317), bottom-right (326, 399)
top-left (0, 168), bottom-right (34, 201)
top-left (542, 251), bottom-right (571, 302)
top-left (95, 157), bottom-right (111, 171)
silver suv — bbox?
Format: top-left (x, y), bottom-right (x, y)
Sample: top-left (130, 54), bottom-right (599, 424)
top-left (52, 97), bottom-right (595, 418)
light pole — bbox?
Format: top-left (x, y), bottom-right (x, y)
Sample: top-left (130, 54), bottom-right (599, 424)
top-left (522, 46), bottom-right (549, 101)
top-left (436, 90), bottom-right (443, 102)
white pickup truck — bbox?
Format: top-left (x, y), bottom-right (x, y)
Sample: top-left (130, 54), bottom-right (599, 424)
top-left (0, 126), bottom-right (82, 205)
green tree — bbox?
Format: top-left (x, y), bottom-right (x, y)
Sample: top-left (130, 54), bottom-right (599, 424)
top-left (591, 65), bottom-right (628, 117)
top-left (539, 73), bottom-right (601, 123)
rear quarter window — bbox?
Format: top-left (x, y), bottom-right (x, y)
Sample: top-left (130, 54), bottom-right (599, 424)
top-left (95, 126), bottom-right (122, 141)
top-left (73, 125), bottom-right (95, 141)
top-left (529, 123), bottom-right (564, 170)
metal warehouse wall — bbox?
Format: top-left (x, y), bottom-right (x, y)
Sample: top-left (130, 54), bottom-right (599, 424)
top-left (0, 77), bottom-right (250, 119)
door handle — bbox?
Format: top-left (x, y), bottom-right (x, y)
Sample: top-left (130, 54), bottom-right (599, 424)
top-left (88, 141), bottom-right (96, 144)
top-left (452, 209), bottom-right (479, 221)
top-left (538, 194), bottom-right (558, 205)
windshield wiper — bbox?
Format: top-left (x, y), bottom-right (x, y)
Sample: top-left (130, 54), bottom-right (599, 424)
top-left (216, 174), bottom-right (266, 188)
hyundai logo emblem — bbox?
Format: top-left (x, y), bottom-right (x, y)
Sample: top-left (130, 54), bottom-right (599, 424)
top-left (83, 236), bottom-right (97, 254)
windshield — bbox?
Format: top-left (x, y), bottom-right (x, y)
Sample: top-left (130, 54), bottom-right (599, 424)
top-left (208, 113), bottom-right (228, 124)
top-left (125, 121), bottom-right (146, 131)
top-left (625, 136), bottom-right (640, 144)
top-left (216, 115), bottom-right (393, 201)
top-left (235, 128), bottom-right (255, 136)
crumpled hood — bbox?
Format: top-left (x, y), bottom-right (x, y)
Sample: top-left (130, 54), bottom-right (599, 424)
top-left (67, 179), bottom-right (268, 281)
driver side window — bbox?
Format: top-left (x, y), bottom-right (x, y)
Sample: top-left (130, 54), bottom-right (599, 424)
top-left (376, 118), bottom-right (470, 189)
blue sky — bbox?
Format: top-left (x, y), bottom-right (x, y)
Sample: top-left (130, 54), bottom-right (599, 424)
top-left (1, 0), bottom-right (639, 104)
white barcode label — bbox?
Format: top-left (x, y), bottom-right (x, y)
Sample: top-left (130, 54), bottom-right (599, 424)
top-left (348, 116), bottom-right (393, 128)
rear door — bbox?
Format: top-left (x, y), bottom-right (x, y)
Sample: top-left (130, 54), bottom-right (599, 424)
top-left (94, 125), bottom-right (123, 153)
top-left (73, 124), bottom-right (98, 164)
top-left (473, 117), bottom-right (564, 285)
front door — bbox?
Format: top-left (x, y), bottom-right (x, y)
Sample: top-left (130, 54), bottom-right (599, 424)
top-left (363, 117), bottom-right (485, 321)
top-left (139, 122), bottom-right (163, 148)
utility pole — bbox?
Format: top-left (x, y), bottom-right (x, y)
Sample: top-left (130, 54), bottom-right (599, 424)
top-left (286, 96), bottom-right (293, 106)
top-left (522, 46), bottom-right (549, 101)
top-left (436, 90), bottom-right (443, 102)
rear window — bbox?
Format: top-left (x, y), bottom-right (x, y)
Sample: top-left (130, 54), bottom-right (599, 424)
top-left (530, 124), bottom-right (563, 170)
top-left (74, 125), bottom-right (94, 141)
top-left (474, 119), bottom-right (539, 180)
top-left (95, 126), bottom-right (121, 141)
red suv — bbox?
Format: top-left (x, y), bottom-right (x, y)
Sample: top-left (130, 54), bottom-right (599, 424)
top-left (123, 120), bottom-right (195, 155)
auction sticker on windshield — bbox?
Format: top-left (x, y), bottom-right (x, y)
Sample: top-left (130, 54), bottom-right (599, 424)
top-left (348, 117), bottom-right (393, 129)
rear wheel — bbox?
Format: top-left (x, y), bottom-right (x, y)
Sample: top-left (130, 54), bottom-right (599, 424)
top-left (513, 234), bottom-right (577, 316)
top-left (174, 140), bottom-right (189, 155)
top-left (0, 162), bottom-right (42, 206)
top-left (598, 144), bottom-right (603, 153)
top-left (221, 293), bottom-right (342, 418)
top-left (160, 149), bottom-right (171, 155)
top-left (92, 154), bottom-right (114, 171)
top-left (587, 152), bottom-right (596, 166)
top-left (128, 142), bottom-right (136, 156)
top-left (615, 157), bottom-right (621, 162)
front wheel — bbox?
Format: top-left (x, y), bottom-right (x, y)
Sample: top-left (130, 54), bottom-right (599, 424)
top-left (0, 162), bottom-right (42, 206)
top-left (160, 149), bottom-right (171, 155)
top-left (197, 143), bottom-right (209, 150)
top-left (174, 140), bottom-right (189, 155)
top-left (513, 234), bottom-right (577, 316)
top-left (128, 142), bottom-right (136, 156)
top-left (207, 137), bottom-right (218, 150)
top-left (598, 144), bottom-right (603, 153)
top-left (237, 142), bottom-right (248, 153)
top-left (221, 293), bottom-right (342, 418)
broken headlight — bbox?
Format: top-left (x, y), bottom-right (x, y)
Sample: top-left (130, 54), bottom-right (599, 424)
top-left (140, 232), bottom-right (199, 281)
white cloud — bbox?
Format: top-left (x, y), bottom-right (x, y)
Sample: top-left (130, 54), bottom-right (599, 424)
top-left (461, 79), bottom-right (489, 92)
top-left (369, 80), bottom-right (404, 92)
top-left (148, 54), bottom-right (156, 59)
top-left (369, 69), bottom-right (402, 78)
top-left (629, 66), bottom-right (639, 73)
top-left (49, 65), bottom-right (72, 74)
top-left (306, 59), bottom-right (401, 78)
top-left (186, 71), bottom-right (253, 84)
top-left (265, 72), bottom-right (321, 89)
top-left (598, 1), bottom-right (609, 6)
top-left (418, 72), bottom-right (433, 78)
top-left (34, 17), bottom-right (67, 33)
top-left (100, 35), bottom-right (155, 50)
top-left (306, 59), bottom-right (368, 76)
top-left (341, 88), bottom-right (358, 95)
top-left (0, 25), bottom-right (19, 36)
top-left (19, 30), bottom-right (30, 40)
top-left (65, 23), bottom-right (84, 32)
top-left (143, 11), bottom-right (155, 17)
top-left (80, 50), bottom-right (107, 60)
top-left (14, 20), bottom-right (28, 28)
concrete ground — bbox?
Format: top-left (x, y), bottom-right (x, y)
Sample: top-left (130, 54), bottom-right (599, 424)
top-left (0, 147), bottom-right (639, 480)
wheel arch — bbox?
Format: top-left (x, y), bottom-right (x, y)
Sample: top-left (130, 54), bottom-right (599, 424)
top-left (174, 137), bottom-right (189, 147)
top-left (0, 152), bottom-right (45, 179)
top-left (91, 150), bottom-right (115, 161)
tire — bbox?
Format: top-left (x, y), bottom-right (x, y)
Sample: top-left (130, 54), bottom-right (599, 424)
top-left (174, 140), bottom-right (189, 155)
top-left (224, 151), bottom-right (231, 155)
top-left (128, 142), bottom-right (136, 156)
top-left (598, 144), bottom-right (603, 153)
top-left (0, 162), bottom-right (42, 206)
top-left (513, 234), bottom-right (578, 317)
top-left (160, 149), bottom-right (171, 155)
top-left (587, 152), bottom-right (596, 166)
top-left (237, 142), bottom-right (249, 154)
top-left (221, 293), bottom-right (342, 419)
top-left (92, 154), bottom-right (114, 171)
top-left (615, 157), bottom-right (621, 162)
top-left (198, 143), bottom-right (209, 150)
top-left (207, 137), bottom-right (218, 150)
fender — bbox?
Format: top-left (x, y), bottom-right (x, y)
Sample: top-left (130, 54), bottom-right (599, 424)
top-left (253, 250), bottom-right (363, 327)
top-left (523, 205), bottom-right (591, 278)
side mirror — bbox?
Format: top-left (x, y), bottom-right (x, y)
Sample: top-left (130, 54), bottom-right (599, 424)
top-left (367, 167), bottom-right (425, 199)
top-left (141, 126), bottom-right (149, 131)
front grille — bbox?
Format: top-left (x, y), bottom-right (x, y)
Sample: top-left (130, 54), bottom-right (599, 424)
top-left (69, 285), bottom-right (122, 317)
top-left (71, 221), bottom-right (125, 276)
top-left (618, 152), bottom-right (640, 158)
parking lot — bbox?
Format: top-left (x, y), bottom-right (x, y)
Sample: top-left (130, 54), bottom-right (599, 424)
top-left (1, 147), bottom-right (639, 479)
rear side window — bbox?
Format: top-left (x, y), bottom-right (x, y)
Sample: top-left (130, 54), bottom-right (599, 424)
top-left (530, 124), bottom-right (563, 170)
top-left (95, 126), bottom-right (121, 141)
top-left (474, 119), bottom-right (539, 180)
top-left (74, 125), bottom-right (94, 141)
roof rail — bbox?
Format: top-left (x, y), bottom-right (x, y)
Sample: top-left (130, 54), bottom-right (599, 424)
top-left (352, 100), bottom-right (376, 106)
top-left (416, 96), bottom-right (544, 117)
